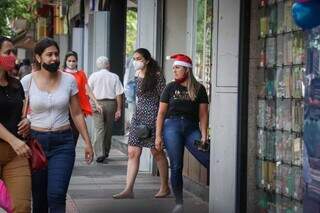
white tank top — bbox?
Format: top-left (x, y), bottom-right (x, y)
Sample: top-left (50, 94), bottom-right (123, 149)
top-left (21, 72), bottom-right (78, 129)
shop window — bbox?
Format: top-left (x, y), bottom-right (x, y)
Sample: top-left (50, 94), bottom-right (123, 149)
top-left (256, 0), bottom-right (304, 211)
top-left (194, 0), bottom-right (213, 102)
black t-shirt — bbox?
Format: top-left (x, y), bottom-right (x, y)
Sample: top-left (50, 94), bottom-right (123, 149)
top-left (160, 82), bottom-right (209, 122)
top-left (0, 77), bottom-right (25, 138)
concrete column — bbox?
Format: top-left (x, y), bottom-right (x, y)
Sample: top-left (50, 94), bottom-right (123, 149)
top-left (137, 0), bottom-right (158, 57)
top-left (72, 27), bottom-right (84, 69)
top-left (136, 0), bottom-right (160, 173)
top-left (209, 0), bottom-right (240, 212)
top-left (87, 11), bottom-right (110, 74)
top-left (163, 0), bottom-right (188, 82)
top-left (54, 35), bottom-right (68, 65)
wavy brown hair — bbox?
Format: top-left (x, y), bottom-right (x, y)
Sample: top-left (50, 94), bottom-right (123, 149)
top-left (185, 67), bottom-right (201, 101)
top-left (134, 48), bottom-right (161, 93)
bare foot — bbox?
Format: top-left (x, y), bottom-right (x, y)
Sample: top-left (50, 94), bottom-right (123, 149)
top-left (112, 190), bottom-right (134, 199)
top-left (154, 188), bottom-right (171, 198)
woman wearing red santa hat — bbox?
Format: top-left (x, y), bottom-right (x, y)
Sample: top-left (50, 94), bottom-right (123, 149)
top-left (0, 36), bottom-right (32, 212)
top-left (156, 53), bottom-right (209, 213)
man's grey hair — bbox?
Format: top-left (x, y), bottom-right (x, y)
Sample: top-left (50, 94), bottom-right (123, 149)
top-left (96, 56), bottom-right (110, 70)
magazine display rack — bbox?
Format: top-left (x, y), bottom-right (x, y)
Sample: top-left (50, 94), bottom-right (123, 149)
top-left (256, 0), bottom-right (304, 211)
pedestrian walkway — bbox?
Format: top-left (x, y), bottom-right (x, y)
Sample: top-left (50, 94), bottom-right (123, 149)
top-left (66, 140), bottom-right (209, 213)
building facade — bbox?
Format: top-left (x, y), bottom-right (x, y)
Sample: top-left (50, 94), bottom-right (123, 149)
top-left (138, 0), bottom-right (309, 212)
top-left (27, 0), bottom-right (313, 212)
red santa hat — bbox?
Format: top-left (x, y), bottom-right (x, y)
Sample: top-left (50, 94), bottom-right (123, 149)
top-left (166, 54), bottom-right (192, 68)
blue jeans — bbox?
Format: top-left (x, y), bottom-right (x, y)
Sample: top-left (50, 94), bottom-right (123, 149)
top-left (163, 117), bottom-right (210, 204)
top-left (31, 129), bottom-right (75, 213)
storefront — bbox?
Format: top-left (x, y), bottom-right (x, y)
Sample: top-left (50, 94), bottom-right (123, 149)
top-left (247, 0), bottom-right (305, 211)
top-left (136, 0), bottom-right (320, 211)
top-left (137, 0), bottom-right (243, 211)
top-left (137, 0), bottom-right (215, 196)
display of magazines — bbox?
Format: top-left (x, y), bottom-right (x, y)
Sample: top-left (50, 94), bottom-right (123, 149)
top-left (291, 67), bottom-right (304, 99)
top-left (265, 100), bottom-right (276, 129)
top-left (277, 35), bottom-right (284, 66)
top-left (256, 1), bottom-right (304, 210)
top-left (258, 190), bottom-right (303, 212)
top-left (260, 16), bottom-right (269, 38)
top-left (275, 131), bottom-right (285, 162)
top-left (291, 100), bottom-right (304, 133)
top-left (266, 37), bottom-right (277, 67)
top-left (283, 0), bottom-right (293, 32)
top-left (276, 99), bottom-right (292, 131)
top-left (283, 33), bottom-right (293, 65)
top-left (275, 67), bottom-right (291, 98)
top-left (292, 137), bottom-right (302, 166)
top-left (266, 69), bottom-right (276, 98)
top-left (266, 130), bottom-right (276, 161)
top-left (257, 129), bottom-right (266, 158)
top-left (257, 100), bottom-right (266, 128)
top-left (277, 1), bottom-right (284, 34)
top-left (292, 32), bottom-right (305, 65)
top-left (268, 4), bottom-right (277, 35)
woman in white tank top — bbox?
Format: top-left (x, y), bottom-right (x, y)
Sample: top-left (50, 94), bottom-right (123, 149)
top-left (21, 38), bottom-right (94, 213)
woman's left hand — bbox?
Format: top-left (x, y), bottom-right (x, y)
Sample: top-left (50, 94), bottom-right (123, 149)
top-left (198, 136), bottom-right (209, 152)
top-left (17, 118), bottom-right (30, 138)
top-left (84, 143), bottom-right (94, 164)
top-left (155, 136), bottom-right (164, 151)
top-left (201, 136), bottom-right (209, 146)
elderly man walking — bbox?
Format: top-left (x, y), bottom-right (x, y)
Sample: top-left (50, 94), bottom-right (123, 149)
top-left (88, 56), bottom-right (124, 163)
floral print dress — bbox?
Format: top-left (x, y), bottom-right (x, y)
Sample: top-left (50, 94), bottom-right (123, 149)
top-left (128, 74), bottom-right (166, 148)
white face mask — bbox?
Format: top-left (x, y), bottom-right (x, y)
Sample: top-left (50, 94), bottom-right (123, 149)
top-left (133, 60), bottom-right (144, 71)
top-left (66, 61), bottom-right (77, 70)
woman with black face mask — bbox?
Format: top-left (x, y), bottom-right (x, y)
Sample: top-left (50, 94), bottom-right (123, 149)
top-left (21, 38), bottom-right (94, 213)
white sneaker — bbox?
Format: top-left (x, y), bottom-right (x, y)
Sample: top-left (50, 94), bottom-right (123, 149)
top-left (172, 204), bottom-right (183, 213)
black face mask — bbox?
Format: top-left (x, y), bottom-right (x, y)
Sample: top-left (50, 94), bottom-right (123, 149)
top-left (42, 61), bottom-right (60, 73)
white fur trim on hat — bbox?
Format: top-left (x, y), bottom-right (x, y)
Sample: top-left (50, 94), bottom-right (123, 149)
top-left (173, 61), bottom-right (192, 68)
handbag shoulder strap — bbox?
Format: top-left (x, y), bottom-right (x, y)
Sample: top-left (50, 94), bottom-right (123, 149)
top-left (22, 74), bottom-right (33, 118)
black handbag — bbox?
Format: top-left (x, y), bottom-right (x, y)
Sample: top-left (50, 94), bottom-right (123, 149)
top-left (136, 124), bottom-right (152, 139)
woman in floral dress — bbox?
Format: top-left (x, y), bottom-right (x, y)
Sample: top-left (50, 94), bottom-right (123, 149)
top-left (113, 48), bottom-right (170, 199)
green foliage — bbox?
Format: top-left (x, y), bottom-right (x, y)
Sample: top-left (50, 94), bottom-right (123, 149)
top-left (126, 9), bottom-right (137, 56)
top-left (0, 0), bottom-right (36, 37)
top-left (195, 0), bottom-right (213, 64)
top-left (196, 0), bottom-right (205, 54)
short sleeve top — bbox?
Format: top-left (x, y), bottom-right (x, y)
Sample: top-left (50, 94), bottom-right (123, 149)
top-left (0, 77), bottom-right (25, 137)
top-left (160, 82), bottom-right (209, 122)
top-left (88, 69), bottom-right (124, 100)
top-left (21, 72), bottom-right (78, 129)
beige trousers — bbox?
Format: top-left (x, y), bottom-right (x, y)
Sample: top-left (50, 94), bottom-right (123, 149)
top-left (92, 99), bottom-right (116, 157)
top-left (0, 142), bottom-right (31, 213)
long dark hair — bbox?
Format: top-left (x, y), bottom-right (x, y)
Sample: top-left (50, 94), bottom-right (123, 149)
top-left (34, 37), bottom-right (60, 69)
top-left (0, 36), bottom-right (18, 88)
top-left (134, 48), bottom-right (160, 93)
top-left (64, 51), bottom-right (78, 69)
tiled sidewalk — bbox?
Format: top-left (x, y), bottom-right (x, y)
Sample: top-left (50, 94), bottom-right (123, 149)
top-left (66, 142), bottom-right (209, 213)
